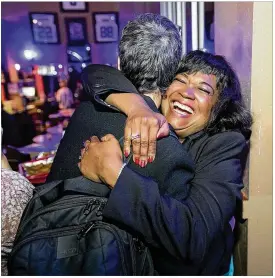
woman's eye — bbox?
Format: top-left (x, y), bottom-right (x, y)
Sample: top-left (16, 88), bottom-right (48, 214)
top-left (174, 78), bottom-right (187, 84)
top-left (199, 88), bottom-right (211, 95)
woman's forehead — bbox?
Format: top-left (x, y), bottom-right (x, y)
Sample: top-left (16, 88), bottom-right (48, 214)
top-left (176, 72), bottom-right (217, 85)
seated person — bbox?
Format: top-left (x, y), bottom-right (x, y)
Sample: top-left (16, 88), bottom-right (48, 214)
top-left (1, 148), bottom-right (34, 275)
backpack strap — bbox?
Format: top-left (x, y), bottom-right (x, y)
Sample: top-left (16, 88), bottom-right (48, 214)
top-left (21, 179), bottom-right (64, 222)
top-left (37, 177), bottom-right (110, 206)
top-left (63, 176), bottom-right (110, 197)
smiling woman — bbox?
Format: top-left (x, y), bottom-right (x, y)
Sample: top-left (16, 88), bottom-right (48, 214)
top-left (161, 72), bottom-right (218, 139)
top-left (160, 50), bottom-right (252, 140)
top-left (74, 50), bottom-right (253, 275)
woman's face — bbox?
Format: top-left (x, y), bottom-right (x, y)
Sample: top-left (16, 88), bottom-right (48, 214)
top-left (161, 71), bottom-right (219, 139)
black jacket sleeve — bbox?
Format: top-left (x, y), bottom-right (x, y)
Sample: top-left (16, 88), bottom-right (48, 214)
top-left (81, 64), bottom-right (139, 111)
top-left (102, 132), bottom-right (246, 263)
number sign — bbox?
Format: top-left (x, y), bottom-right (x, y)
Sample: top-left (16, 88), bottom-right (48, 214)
top-left (93, 13), bottom-right (119, 43)
top-left (29, 13), bottom-right (60, 44)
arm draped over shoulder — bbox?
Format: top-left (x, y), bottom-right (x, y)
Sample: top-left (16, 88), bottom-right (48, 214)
top-left (81, 64), bottom-right (247, 263)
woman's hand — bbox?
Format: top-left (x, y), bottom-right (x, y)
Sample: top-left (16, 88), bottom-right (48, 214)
top-left (124, 107), bottom-right (169, 167)
top-left (78, 134), bottom-right (124, 188)
top-left (103, 92), bottom-right (169, 166)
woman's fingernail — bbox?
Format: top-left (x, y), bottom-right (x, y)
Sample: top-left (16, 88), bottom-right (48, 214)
top-left (124, 150), bottom-right (129, 157)
top-left (139, 160), bottom-right (143, 167)
top-left (135, 158), bottom-right (139, 164)
top-left (148, 156), bottom-right (152, 163)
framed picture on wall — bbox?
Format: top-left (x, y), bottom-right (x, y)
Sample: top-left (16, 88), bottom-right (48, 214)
top-left (92, 12), bottom-right (119, 43)
top-left (29, 13), bottom-right (60, 44)
top-left (60, 2), bottom-right (88, 13)
top-left (65, 18), bottom-right (88, 45)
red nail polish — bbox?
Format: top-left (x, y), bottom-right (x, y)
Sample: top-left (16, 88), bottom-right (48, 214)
top-left (139, 160), bottom-right (143, 167)
top-left (124, 150), bottom-right (129, 157)
top-left (148, 157), bottom-right (152, 163)
top-left (135, 158), bottom-right (139, 164)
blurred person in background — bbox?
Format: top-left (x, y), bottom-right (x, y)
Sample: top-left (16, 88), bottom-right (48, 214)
top-left (68, 66), bottom-right (81, 94)
top-left (1, 94), bottom-right (36, 147)
top-left (55, 79), bottom-right (74, 110)
top-left (74, 80), bottom-right (84, 104)
top-left (1, 131), bottom-right (34, 275)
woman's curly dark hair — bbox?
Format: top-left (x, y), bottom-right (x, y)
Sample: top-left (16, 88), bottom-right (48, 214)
top-left (177, 50), bottom-right (253, 139)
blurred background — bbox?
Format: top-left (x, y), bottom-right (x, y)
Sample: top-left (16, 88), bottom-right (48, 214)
top-left (1, 2), bottom-right (272, 276)
top-left (1, 1), bottom-right (216, 175)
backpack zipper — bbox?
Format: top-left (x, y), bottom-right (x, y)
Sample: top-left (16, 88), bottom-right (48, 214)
top-left (15, 197), bottom-right (90, 241)
top-left (15, 197), bottom-right (105, 243)
top-left (10, 224), bottom-right (88, 259)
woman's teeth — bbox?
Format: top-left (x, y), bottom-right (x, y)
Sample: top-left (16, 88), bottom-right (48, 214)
top-left (173, 101), bottom-right (194, 114)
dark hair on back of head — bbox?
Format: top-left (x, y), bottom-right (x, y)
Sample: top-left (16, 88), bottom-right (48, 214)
top-left (177, 50), bottom-right (253, 139)
top-left (119, 13), bottom-right (182, 94)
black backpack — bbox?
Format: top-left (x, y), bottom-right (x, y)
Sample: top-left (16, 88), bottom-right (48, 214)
top-left (8, 176), bottom-right (155, 275)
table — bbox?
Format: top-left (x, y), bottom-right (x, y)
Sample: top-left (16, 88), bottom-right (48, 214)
top-left (59, 108), bottom-right (75, 118)
top-left (33, 133), bottom-right (63, 146)
top-left (16, 133), bottom-right (63, 158)
top-left (46, 125), bottom-right (63, 134)
top-left (49, 108), bottom-right (75, 119)
top-left (48, 113), bottom-right (61, 119)
top-left (16, 143), bottom-right (56, 159)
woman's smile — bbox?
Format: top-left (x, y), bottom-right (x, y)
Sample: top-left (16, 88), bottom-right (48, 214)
top-left (170, 100), bottom-right (195, 117)
top-left (161, 72), bottom-right (218, 138)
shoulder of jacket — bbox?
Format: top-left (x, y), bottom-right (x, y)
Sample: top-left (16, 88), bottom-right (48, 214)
top-left (207, 131), bottom-right (245, 142)
top-left (202, 131), bottom-right (247, 153)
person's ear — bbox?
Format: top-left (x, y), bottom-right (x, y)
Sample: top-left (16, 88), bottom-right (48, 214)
top-left (117, 57), bottom-right (121, 70)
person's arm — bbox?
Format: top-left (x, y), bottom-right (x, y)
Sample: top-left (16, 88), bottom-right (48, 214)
top-left (81, 64), bottom-right (169, 162)
top-left (81, 64), bottom-right (140, 111)
top-left (100, 132), bottom-right (247, 263)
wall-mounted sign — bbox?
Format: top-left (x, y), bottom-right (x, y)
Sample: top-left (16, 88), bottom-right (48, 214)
top-left (93, 12), bottom-right (119, 43)
top-left (65, 18), bottom-right (88, 45)
top-left (60, 2), bottom-right (88, 12)
top-left (29, 13), bottom-right (60, 44)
